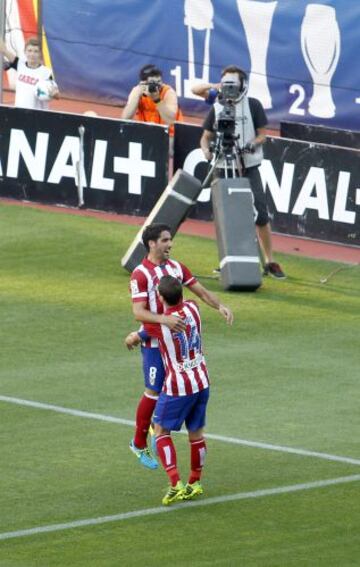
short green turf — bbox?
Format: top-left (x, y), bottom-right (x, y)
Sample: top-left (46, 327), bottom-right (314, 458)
top-left (0, 203), bottom-right (359, 566)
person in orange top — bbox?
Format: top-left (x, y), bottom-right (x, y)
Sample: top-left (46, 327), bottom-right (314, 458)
top-left (121, 64), bottom-right (183, 139)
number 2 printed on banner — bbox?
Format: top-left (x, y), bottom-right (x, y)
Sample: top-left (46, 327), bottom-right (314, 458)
top-left (289, 84), bottom-right (306, 116)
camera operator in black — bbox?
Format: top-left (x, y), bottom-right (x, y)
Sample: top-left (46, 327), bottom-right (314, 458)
top-left (121, 64), bottom-right (183, 136)
top-left (198, 65), bottom-right (286, 279)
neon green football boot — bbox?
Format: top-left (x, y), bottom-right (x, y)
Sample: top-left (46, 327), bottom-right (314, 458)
top-left (183, 481), bottom-right (204, 500)
top-left (162, 481), bottom-right (185, 506)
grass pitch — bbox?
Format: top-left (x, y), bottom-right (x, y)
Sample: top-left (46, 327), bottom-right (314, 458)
top-left (0, 202), bottom-right (359, 566)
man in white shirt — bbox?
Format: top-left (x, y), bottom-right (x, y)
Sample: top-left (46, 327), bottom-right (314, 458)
top-left (0, 37), bottom-right (59, 110)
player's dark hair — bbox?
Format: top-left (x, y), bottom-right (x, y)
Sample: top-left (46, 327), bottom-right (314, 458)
top-left (142, 223), bottom-right (171, 251)
top-left (158, 275), bottom-right (183, 306)
top-left (139, 64), bottom-right (162, 81)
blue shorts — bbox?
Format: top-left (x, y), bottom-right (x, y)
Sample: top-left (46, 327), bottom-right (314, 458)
top-left (141, 346), bottom-right (165, 394)
top-left (153, 388), bottom-right (210, 432)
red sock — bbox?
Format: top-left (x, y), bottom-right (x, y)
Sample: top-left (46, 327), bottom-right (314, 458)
top-left (133, 393), bottom-right (158, 449)
top-left (156, 434), bottom-right (180, 486)
top-left (188, 438), bottom-right (207, 484)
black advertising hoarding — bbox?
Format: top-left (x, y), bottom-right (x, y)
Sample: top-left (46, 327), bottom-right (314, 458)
top-left (0, 107), bottom-right (168, 215)
top-left (173, 122), bottom-right (360, 246)
top-left (1, 109), bottom-right (359, 247)
top-left (262, 137), bottom-right (360, 245)
top-left (280, 121), bottom-right (360, 150)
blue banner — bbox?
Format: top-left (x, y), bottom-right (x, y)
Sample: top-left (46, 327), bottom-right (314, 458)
top-left (43, 0), bottom-right (360, 130)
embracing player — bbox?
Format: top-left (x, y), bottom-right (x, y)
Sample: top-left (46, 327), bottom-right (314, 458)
top-left (128, 223), bottom-right (233, 470)
top-left (126, 275), bottom-right (211, 505)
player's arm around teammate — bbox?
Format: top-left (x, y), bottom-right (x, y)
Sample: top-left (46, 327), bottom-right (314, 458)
top-left (132, 300), bottom-right (186, 332)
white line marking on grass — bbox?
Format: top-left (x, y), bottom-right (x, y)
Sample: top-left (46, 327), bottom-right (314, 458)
top-left (0, 395), bottom-right (134, 426)
top-left (0, 474), bottom-right (359, 541)
top-left (1, 395), bottom-right (360, 467)
top-left (205, 433), bottom-right (360, 467)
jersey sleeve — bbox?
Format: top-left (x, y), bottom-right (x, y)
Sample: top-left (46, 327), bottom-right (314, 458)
top-left (143, 322), bottom-right (162, 339)
top-left (179, 262), bottom-right (198, 287)
top-left (129, 269), bottom-right (148, 302)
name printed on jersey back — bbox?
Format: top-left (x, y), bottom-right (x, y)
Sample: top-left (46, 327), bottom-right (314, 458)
top-left (176, 352), bottom-right (205, 373)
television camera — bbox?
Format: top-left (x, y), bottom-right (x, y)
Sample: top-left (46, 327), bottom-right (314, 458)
top-left (202, 79), bottom-right (256, 185)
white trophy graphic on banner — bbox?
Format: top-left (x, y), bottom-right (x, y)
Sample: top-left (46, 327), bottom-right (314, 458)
top-left (301, 4), bottom-right (340, 118)
top-left (237, 0), bottom-right (277, 109)
top-left (184, 0), bottom-right (214, 98)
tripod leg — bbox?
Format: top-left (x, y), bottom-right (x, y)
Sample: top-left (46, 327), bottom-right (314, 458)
top-left (202, 156), bottom-right (220, 188)
top-left (234, 153), bottom-right (243, 178)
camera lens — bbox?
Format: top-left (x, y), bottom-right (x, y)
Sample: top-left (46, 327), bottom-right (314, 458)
top-left (148, 82), bottom-right (160, 94)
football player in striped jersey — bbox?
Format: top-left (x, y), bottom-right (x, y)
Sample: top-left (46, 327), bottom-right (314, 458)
top-left (128, 223), bottom-right (233, 471)
top-left (126, 275), bottom-right (210, 505)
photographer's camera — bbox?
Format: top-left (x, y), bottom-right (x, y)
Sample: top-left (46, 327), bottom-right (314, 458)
top-left (147, 80), bottom-right (161, 94)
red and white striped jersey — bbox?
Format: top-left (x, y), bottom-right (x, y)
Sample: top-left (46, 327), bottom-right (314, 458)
top-left (144, 300), bottom-right (210, 396)
top-left (130, 258), bottom-right (197, 348)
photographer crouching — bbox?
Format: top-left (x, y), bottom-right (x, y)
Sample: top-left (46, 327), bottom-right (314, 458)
top-left (121, 64), bottom-right (183, 156)
top-left (194, 65), bottom-right (286, 279)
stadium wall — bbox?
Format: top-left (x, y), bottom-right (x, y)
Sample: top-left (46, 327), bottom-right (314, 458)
top-left (0, 107), bottom-right (359, 247)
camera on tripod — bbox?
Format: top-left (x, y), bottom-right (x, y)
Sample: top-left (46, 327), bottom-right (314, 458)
top-left (218, 82), bottom-right (241, 102)
top-left (216, 103), bottom-right (236, 141)
top-left (215, 81), bottom-right (242, 143)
